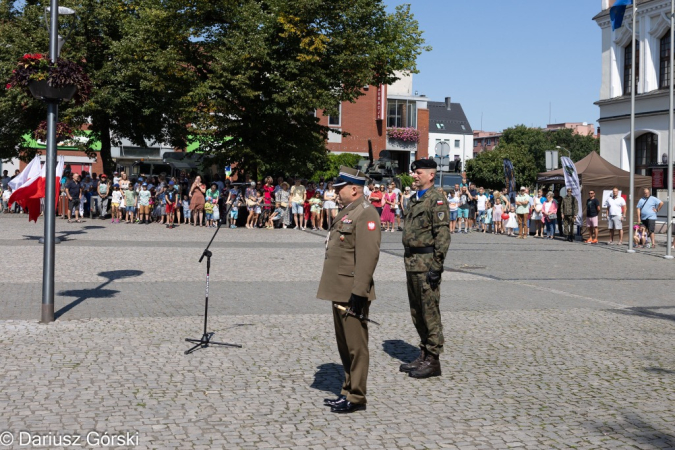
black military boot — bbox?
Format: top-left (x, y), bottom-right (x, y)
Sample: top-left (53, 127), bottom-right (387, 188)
top-left (409, 353), bottom-right (441, 378)
top-left (399, 349), bottom-right (426, 373)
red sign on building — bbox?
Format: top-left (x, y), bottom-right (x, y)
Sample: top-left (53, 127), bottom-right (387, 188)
top-left (652, 169), bottom-right (664, 188)
top-left (376, 85), bottom-right (383, 121)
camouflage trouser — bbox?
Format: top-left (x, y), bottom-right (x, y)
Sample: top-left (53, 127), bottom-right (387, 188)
top-left (405, 272), bottom-right (444, 356)
top-left (563, 216), bottom-right (575, 236)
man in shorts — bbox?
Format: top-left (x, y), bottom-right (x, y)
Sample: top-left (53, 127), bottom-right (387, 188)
top-left (584, 190), bottom-right (600, 244)
top-left (636, 188), bottom-right (663, 249)
top-left (604, 187), bottom-right (626, 245)
top-left (457, 185), bottom-right (472, 233)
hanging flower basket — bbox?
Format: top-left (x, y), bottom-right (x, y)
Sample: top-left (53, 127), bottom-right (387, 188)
top-left (6, 53), bottom-right (91, 104)
top-left (28, 80), bottom-right (77, 101)
top-left (386, 127), bottom-right (420, 143)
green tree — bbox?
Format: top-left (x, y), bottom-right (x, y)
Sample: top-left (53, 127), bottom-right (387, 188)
top-left (499, 125), bottom-right (599, 172)
top-left (466, 143), bottom-right (538, 190)
top-left (0, 0), bottom-right (200, 173)
top-left (188, 1), bottom-right (430, 176)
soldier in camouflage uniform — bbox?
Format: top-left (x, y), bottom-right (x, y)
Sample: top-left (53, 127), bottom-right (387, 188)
top-left (400, 159), bottom-right (451, 378)
top-left (560, 188), bottom-right (578, 242)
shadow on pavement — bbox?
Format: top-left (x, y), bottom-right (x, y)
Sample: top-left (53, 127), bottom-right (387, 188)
top-left (594, 413), bottom-right (675, 448)
top-left (55, 269), bottom-right (143, 320)
top-left (609, 306), bottom-right (675, 323)
top-left (23, 228), bottom-right (88, 242)
top-left (310, 363), bottom-right (343, 396)
top-left (644, 367), bottom-right (675, 375)
top-left (382, 339), bottom-right (419, 363)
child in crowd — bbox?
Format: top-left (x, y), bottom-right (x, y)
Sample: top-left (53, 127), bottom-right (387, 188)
top-left (111, 184), bottom-right (122, 223)
top-left (309, 191), bottom-right (323, 231)
top-left (505, 206), bottom-right (518, 236)
top-left (447, 189), bottom-right (459, 234)
top-left (138, 183), bottom-right (151, 224)
top-left (227, 185), bottom-right (240, 229)
top-left (124, 185), bottom-right (137, 224)
top-left (633, 224), bottom-right (648, 248)
top-left (165, 181), bottom-right (179, 229)
top-left (266, 203), bottom-right (282, 229)
top-left (484, 201), bottom-right (493, 233)
top-left (492, 200), bottom-right (503, 235)
top-left (204, 198), bottom-right (214, 227)
top-left (182, 194), bottom-right (191, 225)
top-left (1, 186), bottom-right (10, 213)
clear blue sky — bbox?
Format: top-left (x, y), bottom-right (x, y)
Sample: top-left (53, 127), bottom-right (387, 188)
top-left (385, 1), bottom-right (602, 133)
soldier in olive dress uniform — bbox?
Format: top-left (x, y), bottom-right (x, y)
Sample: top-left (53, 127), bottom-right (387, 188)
top-left (316, 166), bottom-right (381, 413)
top-left (561, 188), bottom-right (578, 242)
top-left (400, 159), bottom-right (451, 378)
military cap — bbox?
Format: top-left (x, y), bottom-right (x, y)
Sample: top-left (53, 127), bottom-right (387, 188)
top-left (333, 166), bottom-right (367, 187)
top-left (410, 159), bottom-right (437, 171)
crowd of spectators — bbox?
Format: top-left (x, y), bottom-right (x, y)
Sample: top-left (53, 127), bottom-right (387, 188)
top-left (1, 167), bottom-right (673, 249)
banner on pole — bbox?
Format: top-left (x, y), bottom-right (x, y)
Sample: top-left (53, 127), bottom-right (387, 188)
top-left (561, 156), bottom-right (582, 226)
top-left (503, 158), bottom-right (516, 204)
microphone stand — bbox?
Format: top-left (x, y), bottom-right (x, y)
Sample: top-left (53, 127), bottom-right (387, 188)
top-left (185, 202), bottom-right (242, 355)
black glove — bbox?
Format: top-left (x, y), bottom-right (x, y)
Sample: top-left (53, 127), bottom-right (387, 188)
top-left (347, 294), bottom-right (368, 317)
top-left (426, 269), bottom-right (443, 290)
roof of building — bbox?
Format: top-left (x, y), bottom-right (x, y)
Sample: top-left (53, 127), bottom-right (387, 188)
top-left (428, 102), bottom-right (473, 135)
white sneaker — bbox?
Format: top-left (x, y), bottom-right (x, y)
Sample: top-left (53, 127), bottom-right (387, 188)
top-left (302, 227), bottom-right (306, 231)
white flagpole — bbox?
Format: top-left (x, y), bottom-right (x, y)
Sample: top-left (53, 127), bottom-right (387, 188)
top-left (628, 3), bottom-right (637, 253)
top-left (666, 0), bottom-right (674, 260)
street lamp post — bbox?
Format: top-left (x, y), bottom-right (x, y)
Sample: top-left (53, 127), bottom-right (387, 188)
top-left (41, 1), bottom-right (76, 323)
top-left (555, 145), bottom-right (571, 158)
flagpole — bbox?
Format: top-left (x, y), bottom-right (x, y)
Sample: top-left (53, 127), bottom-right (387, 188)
top-left (41, 0), bottom-right (59, 323)
top-left (666, 0), bottom-right (674, 260)
top-left (627, 2), bottom-right (637, 254)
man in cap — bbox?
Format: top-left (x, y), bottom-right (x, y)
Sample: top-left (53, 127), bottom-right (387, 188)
top-left (400, 158), bottom-right (451, 378)
top-left (515, 186), bottom-right (531, 239)
top-left (317, 166), bottom-right (381, 413)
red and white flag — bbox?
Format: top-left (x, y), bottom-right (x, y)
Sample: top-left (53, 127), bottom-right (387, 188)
top-left (8, 155), bottom-right (65, 222)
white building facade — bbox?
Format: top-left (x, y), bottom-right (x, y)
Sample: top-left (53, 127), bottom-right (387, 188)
top-left (595, 0), bottom-right (675, 192)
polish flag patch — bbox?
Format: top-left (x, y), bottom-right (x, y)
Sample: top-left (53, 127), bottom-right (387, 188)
top-left (367, 221), bottom-right (376, 231)
top-left (437, 200), bottom-right (444, 205)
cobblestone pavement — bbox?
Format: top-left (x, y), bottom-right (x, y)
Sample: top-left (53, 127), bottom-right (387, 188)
top-left (1, 216), bottom-right (675, 449)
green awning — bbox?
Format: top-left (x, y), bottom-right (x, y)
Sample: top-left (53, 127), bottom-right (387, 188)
top-left (22, 130), bottom-right (101, 151)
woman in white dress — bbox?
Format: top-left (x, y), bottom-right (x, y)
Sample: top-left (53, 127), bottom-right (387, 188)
top-left (531, 189), bottom-right (544, 237)
top-left (322, 182), bottom-right (337, 229)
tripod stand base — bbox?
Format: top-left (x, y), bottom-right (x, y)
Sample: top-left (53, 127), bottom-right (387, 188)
top-left (184, 332), bottom-right (242, 355)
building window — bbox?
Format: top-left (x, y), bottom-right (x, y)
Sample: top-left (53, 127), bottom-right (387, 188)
top-left (635, 132), bottom-right (658, 176)
top-left (660, 31), bottom-right (671, 89)
top-left (454, 140), bottom-right (460, 148)
top-left (624, 41), bottom-right (639, 95)
top-left (435, 122), bottom-right (445, 130)
top-left (328, 104), bottom-right (341, 126)
top-left (387, 99), bottom-right (417, 128)
top-left (473, 140), bottom-right (478, 147)
top-left (486, 139), bottom-right (492, 145)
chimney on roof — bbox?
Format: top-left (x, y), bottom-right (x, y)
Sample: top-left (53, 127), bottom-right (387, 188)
top-left (445, 97), bottom-right (451, 111)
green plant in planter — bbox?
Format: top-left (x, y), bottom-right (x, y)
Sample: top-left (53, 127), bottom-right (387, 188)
top-left (6, 53), bottom-right (91, 104)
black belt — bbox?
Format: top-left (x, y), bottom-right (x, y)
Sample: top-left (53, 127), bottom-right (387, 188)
top-left (404, 246), bottom-right (434, 257)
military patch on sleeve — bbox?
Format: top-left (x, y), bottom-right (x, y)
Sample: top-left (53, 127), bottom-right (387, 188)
top-left (437, 200), bottom-right (444, 205)
top-left (437, 212), bottom-right (445, 220)
top-left (367, 221), bottom-right (376, 231)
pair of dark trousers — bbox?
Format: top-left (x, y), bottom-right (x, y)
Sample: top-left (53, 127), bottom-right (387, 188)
top-left (332, 301), bottom-right (370, 404)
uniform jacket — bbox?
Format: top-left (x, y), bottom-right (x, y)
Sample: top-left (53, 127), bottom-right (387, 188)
top-left (402, 188), bottom-right (451, 273)
top-left (561, 196), bottom-right (578, 216)
top-left (317, 196), bottom-right (381, 302)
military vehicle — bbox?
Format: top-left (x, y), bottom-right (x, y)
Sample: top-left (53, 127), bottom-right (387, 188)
top-left (355, 140), bottom-right (402, 190)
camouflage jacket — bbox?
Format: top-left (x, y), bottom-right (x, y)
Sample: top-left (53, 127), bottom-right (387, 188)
top-left (402, 188), bottom-right (451, 273)
top-left (561, 196), bottom-right (578, 216)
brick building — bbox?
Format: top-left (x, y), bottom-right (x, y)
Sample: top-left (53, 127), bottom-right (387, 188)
top-left (317, 72), bottom-right (429, 173)
top-left (473, 130), bottom-right (503, 154)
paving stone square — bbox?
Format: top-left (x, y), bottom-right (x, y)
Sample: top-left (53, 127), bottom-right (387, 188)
top-left (1, 216), bottom-right (674, 449)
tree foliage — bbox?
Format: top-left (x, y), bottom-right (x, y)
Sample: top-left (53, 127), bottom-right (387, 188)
top-left (465, 143), bottom-right (538, 191)
top-left (0, 0), bottom-right (429, 177)
top-left (499, 125), bottom-right (599, 172)
top-left (310, 153), bottom-right (362, 182)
